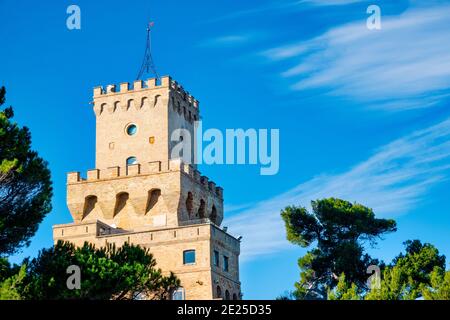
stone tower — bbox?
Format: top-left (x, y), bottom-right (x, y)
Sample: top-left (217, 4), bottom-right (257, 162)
top-left (53, 76), bottom-right (241, 300)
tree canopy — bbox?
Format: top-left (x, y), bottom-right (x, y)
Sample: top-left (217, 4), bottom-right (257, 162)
top-left (311, 239), bottom-right (448, 300)
top-left (365, 240), bottom-right (446, 300)
top-left (18, 241), bottom-right (180, 300)
top-left (281, 198), bottom-right (397, 299)
top-left (422, 268), bottom-right (450, 300)
top-left (0, 86), bottom-right (53, 255)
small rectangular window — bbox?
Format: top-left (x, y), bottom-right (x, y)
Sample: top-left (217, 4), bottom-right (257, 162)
top-left (183, 250), bottom-right (196, 265)
top-left (172, 288), bottom-right (185, 300)
top-left (214, 250), bottom-right (220, 267)
top-left (223, 256), bottom-right (229, 272)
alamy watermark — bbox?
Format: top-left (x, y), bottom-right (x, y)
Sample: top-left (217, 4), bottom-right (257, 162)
top-left (66, 5), bottom-right (81, 30)
top-left (366, 265), bottom-right (381, 290)
top-left (367, 5), bottom-right (381, 30)
top-left (171, 121), bottom-right (280, 176)
top-left (66, 265), bottom-right (81, 290)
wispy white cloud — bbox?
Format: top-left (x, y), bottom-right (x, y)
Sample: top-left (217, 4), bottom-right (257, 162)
top-left (226, 117), bottom-right (450, 260)
top-left (198, 33), bottom-right (262, 48)
top-left (225, 203), bottom-right (255, 213)
top-left (203, 1), bottom-right (303, 23)
top-left (262, 4), bottom-right (450, 110)
top-left (205, 0), bottom-right (365, 23)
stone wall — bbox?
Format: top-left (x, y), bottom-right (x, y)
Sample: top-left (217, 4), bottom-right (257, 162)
top-left (53, 221), bottom-right (240, 300)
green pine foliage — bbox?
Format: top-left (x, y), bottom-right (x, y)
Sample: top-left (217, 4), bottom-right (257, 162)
top-left (0, 86), bottom-right (53, 255)
top-left (422, 268), bottom-right (450, 300)
top-left (281, 198), bottom-right (396, 299)
top-left (328, 274), bottom-right (361, 300)
top-left (19, 241), bottom-right (180, 300)
top-left (281, 198), bottom-right (450, 300)
top-left (0, 264), bottom-right (26, 300)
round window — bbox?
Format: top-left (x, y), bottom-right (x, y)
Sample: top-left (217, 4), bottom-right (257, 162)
top-left (126, 157), bottom-right (138, 165)
top-left (126, 124), bottom-right (137, 136)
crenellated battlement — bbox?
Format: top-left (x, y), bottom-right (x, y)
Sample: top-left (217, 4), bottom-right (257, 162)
top-left (169, 78), bottom-right (199, 109)
top-left (67, 159), bottom-right (223, 199)
top-left (93, 76), bottom-right (199, 109)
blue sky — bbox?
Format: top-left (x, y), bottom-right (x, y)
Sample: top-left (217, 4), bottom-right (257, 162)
top-left (2, 0), bottom-right (450, 299)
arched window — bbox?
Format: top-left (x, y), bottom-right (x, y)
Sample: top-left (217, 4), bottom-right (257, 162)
top-left (186, 192), bottom-right (194, 216)
top-left (114, 192), bottom-right (129, 216)
top-left (232, 293), bottom-right (238, 300)
top-left (146, 189), bottom-right (161, 213)
top-left (198, 199), bottom-right (206, 219)
top-left (127, 156), bottom-right (138, 165)
top-left (225, 290), bottom-right (230, 300)
top-left (154, 95), bottom-right (161, 108)
top-left (141, 97), bottom-right (149, 109)
top-left (210, 205), bottom-right (217, 224)
top-left (100, 103), bottom-right (107, 114)
top-left (216, 286), bottom-right (222, 299)
top-left (127, 99), bottom-right (135, 110)
top-left (113, 101), bottom-right (120, 112)
top-left (83, 195), bottom-right (97, 219)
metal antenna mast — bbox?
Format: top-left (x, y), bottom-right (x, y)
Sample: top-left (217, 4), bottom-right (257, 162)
top-left (136, 21), bottom-right (159, 80)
